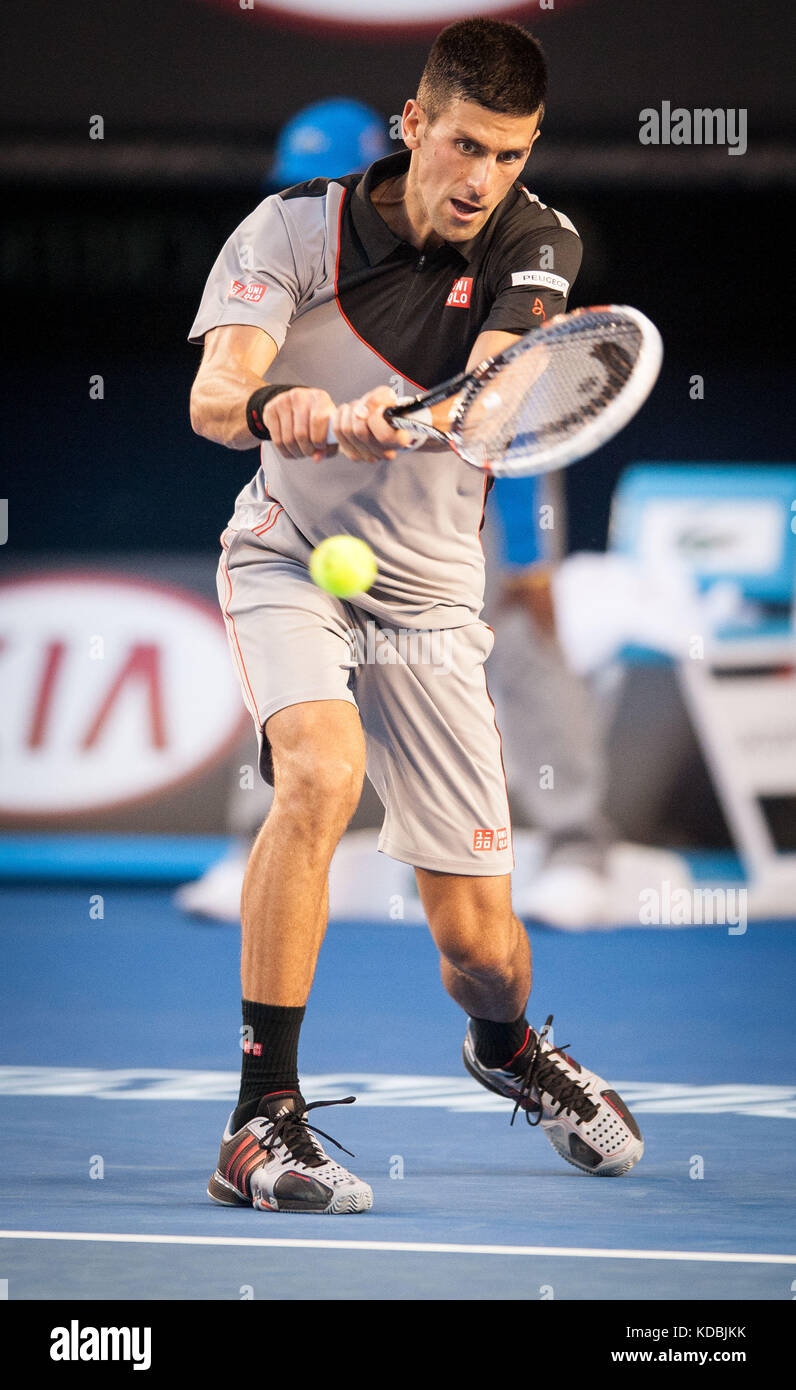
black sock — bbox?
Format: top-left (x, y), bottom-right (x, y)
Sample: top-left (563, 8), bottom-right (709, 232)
top-left (231, 999), bottom-right (306, 1130)
top-left (470, 1013), bottom-right (529, 1070)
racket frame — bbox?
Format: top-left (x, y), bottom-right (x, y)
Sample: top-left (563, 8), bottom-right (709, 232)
top-left (383, 304), bottom-right (663, 477)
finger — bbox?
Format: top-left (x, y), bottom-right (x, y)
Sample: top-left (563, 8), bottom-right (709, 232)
top-left (363, 404), bottom-right (401, 452)
top-left (351, 402), bottom-right (389, 462)
top-left (290, 395), bottom-right (315, 458)
top-left (335, 402), bottom-right (380, 463)
top-left (350, 401), bottom-right (392, 460)
top-left (309, 395), bottom-right (335, 460)
top-left (361, 385), bottom-right (399, 408)
top-left (268, 397), bottom-right (303, 459)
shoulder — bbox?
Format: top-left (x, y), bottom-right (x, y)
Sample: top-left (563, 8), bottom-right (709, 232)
top-left (267, 173), bottom-right (360, 251)
top-left (515, 184), bottom-right (580, 238)
top-left (492, 183), bottom-right (581, 248)
top-left (277, 171), bottom-right (360, 204)
top-left (484, 184), bottom-right (583, 285)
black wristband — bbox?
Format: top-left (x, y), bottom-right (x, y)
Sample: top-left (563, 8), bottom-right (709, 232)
top-left (245, 383), bottom-right (303, 440)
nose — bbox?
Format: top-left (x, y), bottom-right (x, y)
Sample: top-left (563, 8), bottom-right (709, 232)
top-left (466, 158), bottom-right (495, 200)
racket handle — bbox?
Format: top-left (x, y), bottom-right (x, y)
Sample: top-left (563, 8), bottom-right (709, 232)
top-left (323, 417), bottom-right (425, 450)
top-left (261, 415), bottom-right (422, 449)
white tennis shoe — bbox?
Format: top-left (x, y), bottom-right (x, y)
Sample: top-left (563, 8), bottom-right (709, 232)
top-left (208, 1090), bottom-right (374, 1213)
top-left (463, 1015), bottom-right (644, 1176)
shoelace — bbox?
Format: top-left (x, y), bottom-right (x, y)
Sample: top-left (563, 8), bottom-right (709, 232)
top-left (260, 1096), bottom-right (357, 1167)
top-left (510, 1015), bottom-right (597, 1128)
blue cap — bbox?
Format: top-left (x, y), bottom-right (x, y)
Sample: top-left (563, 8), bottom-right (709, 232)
top-left (269, 98), bottom-right (390, 187)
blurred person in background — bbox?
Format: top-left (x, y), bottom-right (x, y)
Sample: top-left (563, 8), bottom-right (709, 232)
top-left (265, 97), bottom-right (390, 193)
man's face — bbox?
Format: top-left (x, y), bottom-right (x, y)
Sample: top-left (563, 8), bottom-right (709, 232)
top-left (404, 96), bottom-right (541, 242)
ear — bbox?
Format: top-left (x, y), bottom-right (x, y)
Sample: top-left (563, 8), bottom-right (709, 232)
top-left (402, 99), bottom-right (424, 150)
top-left (527, 128), bottom-right (542, 156)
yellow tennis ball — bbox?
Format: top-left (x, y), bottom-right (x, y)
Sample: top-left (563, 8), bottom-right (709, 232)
top-left (309, 535), bottom-right (377, 598)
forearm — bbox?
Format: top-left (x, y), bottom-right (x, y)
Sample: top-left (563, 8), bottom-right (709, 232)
top-left (190, 361), bottom-right (267, 451)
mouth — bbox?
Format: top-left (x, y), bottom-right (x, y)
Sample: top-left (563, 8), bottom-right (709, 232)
top-left (449, 197), bottom-right (485, 222)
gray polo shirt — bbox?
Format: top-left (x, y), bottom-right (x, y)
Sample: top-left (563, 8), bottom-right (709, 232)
top-left (189, 150), bottom-right (581, 628)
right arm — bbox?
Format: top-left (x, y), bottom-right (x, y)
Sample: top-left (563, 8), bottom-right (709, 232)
top-left (189, 322), bottom-right (338, 461)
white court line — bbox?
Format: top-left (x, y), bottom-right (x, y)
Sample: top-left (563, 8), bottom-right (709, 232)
top-left (0, 1231), bottom-right (793, 1264)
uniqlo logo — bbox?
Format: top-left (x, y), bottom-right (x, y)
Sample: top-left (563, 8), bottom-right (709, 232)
top-left (228, 279), bottom-right (267, 303)
top-left (473, 826), bottom-right (509, 852)
top-left (446, 276), bottom-right (473, 308)
top-left (243, 1040), bottom-right (263, 1056)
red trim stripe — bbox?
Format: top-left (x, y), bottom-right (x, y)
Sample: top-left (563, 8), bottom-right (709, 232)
top-left (481, 622), bottom-right (514, 866)
top-left (218, 535), bottom-right (260, 725)
top-left (253, 504), bottom-right (283, 536)
top-left (333, 189), bottom-right (425, 394)
top-left (507, 1027), bottom-right (531, 1067)
top-left (229, 1140), bottom-right (263, 1188)
top-left (225, 1136), bottom-right (258, 1183)
top-left (237, 1149), bottom-right (268, 1192)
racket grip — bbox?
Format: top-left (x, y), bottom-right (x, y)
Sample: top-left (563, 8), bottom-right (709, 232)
top-left (323, 417), bottom-right (423, 451)
top-left (262, 416), bottom-right (421, 449)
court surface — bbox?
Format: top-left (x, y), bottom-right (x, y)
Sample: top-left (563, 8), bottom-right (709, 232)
top-left (0, 885), bottom-right (794, 1301)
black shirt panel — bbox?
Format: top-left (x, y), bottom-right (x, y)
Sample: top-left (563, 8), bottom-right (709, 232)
top-left (329, 151), bottom-right (582, 390)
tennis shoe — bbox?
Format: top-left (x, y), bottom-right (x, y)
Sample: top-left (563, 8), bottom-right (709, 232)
top-left (207, 1090), bottom-right (373, 1213)
top-left (463, 1016), bottom-right (643, 1176)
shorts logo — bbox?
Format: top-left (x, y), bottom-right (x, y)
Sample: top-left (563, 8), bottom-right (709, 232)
top-left (228, 279), bottom-right (268, 303)
top-left (446, 276), bottom-right (473, 308)
top-left (532, 296), bottom-right (546, 320)
top-left (510, 270), bottom-right (570, 294)
top-left (473, 826), bottom-right (509, 852)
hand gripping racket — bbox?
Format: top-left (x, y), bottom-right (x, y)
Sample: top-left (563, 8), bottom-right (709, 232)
top-left (379, 304), bottom-right (663, 477)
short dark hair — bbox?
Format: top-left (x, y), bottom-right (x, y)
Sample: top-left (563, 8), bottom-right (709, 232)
top-left (417, 19), bottom-right (547, 126)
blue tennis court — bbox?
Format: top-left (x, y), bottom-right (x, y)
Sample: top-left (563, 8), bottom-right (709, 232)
top-left (1, 884), bottom-right (793, 1301)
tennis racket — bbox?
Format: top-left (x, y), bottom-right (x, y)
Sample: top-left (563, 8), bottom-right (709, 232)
top-left (378, 304), bottom-right (663, 477)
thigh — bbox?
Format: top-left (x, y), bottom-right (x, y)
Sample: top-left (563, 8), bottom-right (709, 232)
top-left (355, 620), bottom-right (513, 875)
top-left (217, 527), bottom-right (359, 782)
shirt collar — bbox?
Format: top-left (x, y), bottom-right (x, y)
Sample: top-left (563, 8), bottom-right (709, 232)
top-left (351, 149), bottom-right (492, 268)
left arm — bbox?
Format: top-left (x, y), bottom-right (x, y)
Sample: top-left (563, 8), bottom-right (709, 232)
top-left (465, 330), bottom-right (522, 373)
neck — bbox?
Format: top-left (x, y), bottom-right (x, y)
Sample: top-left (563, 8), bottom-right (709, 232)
top-left (372, 157), bottom-right (443, 253)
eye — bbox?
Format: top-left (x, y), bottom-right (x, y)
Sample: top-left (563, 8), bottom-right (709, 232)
top-left (455, 139), bottom-right (477, 155)
top-left (499, 152), bottom-right (522, 164)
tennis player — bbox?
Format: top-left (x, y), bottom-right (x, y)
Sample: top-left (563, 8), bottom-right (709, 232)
top-left (189, 18), bottom-right (643, 1214)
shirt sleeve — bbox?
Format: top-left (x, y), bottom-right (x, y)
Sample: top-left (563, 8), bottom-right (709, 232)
top-left (479, 216), bottom-right (583, 337)
top-left (187, 195), bottom-right (303, 349)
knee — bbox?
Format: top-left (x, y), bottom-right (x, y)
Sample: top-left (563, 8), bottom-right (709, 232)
top-left (433, 913), bottom-right (518, 979)
top-left (274, 750), bottom-right (364, 832)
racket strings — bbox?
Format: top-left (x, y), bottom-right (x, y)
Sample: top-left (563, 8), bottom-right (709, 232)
top-left (455, 315), bottom-right (643, 470)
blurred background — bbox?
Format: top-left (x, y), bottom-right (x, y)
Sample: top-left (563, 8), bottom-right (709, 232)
top-left (2, 0), bottom-right (796, 926)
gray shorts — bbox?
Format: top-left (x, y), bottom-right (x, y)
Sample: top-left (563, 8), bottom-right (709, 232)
top-left (217, 525), bottom-right (513, 875)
